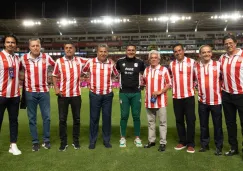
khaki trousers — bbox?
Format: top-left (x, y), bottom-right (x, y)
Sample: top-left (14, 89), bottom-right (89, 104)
top-left (146, 107), bottom-right (167, 144)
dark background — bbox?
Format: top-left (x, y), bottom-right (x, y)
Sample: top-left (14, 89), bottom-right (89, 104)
top-left (0, 0), bottom-right (242, 19)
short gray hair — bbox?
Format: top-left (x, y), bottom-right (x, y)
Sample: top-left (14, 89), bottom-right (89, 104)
top-left (97, 43), bottom-right (109, 50)
top-left (148, 50), bottom-right (161, 60)
top-left (29, 38), bottom-right (41, 45)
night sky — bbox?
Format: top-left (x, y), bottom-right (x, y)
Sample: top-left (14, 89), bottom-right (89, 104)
top-left (0, 0), bottom-right (242, 19)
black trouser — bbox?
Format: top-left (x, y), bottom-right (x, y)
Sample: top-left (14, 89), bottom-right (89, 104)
top-left (58, 95), bottom-right (81, 144)
top-left (89, 91), bottom-right (114, 144)
top-left (222, 91), bottom-right (243, 151)
top-left (173, 96), bottom-right (196, 147)
top-left (0, 96), bottom-right (20, 143)
top-left (198, 102), bottom-right (223, 149)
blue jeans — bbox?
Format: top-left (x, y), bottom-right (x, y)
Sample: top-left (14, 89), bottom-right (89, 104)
top-left (25, 91), bottom-right (50, 144)
top-left (89, 91), bottom-right (114, 144)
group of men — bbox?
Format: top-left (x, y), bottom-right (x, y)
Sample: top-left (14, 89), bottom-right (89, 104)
top-left (0, 34), bottom-right (242, 158)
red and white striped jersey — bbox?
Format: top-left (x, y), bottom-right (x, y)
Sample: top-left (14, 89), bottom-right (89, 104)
top-left (52, 56), bottom-right (88, 97)
top-left (143, 65), bottom-right (171, 108)
top-left (20, 52), bottom-right (55, 92)
top-left (82, 57), bottom-right (119, 95)
top-left (0, 50), bottom-right (20, 97)
top-left (194, 60), bottom-right (221, 105)
top-left (219, 48), bottom-right (243, 94)
top-left (169, 57), bottom-right (195, 99)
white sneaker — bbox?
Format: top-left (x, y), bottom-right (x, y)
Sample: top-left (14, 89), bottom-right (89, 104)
top-left (119, 138), bottom-right (126, 147)
top-left (134, 138), bottom-right (143, 147)
top-left (9, 143), bottom-right (22, 155)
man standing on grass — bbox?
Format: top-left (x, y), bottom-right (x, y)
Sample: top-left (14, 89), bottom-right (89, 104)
top-left (0, 34), bottom-right (22, 155)
top-left (195, 45), bottom-right (223, 155)
top-left (82, 43), bottom-right (119, 149)
top-left (143, 50), bottom-right (171, 152)
top-left (20, 38), bottom-right (55, 151)
top-left (52, 41), bottom-right (88, 151)
top-left (116, 44), bottom-right (146, 147)
top-left (219, 34), bottom-right (243, 156)
top-left (169, 44), bottom-right (196, 153)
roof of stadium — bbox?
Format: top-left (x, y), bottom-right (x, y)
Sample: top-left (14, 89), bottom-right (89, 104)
top-left (1, 11), bottom-right (243, 36)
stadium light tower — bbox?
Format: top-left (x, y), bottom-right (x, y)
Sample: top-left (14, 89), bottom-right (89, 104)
top-left (57, 18), bottom-right (77, 27)
top-left (23, 20), bottom-right (41, 27)
top-left (90, 16), bottom-right (130, 25)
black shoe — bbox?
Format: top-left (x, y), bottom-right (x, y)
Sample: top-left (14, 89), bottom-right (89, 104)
top-left (158, 144), bottom-right (166, 152)
top-left (42, 141), bottom-right (51, 149)
top-left (224, 149), bottom-right (239, 156)
top-left (104, 142), bottom-right (112, 148)
top-left (72, 142), bottom-right (80, 149)
top-left (32, 143), bottom-right (40, 152)
top-left (214, 148), bottom-right (222, 156)
top-left (199, 146), bottom-right (209, 152)
top-left (89, 143), bottom-right (96, 149)
top-left (59, 144), bottom-right (68, 151)
top-left (144, 142), bottom-right (156, 148)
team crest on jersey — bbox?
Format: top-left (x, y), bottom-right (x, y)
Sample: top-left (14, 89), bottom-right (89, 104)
top-left (42, 58), bottom-right (46, 64)
top-left (187, 62), bottom-right (191, 67)
top-left (213, 66), bottom-right (217, 71)
top-left (122, 63), bottom-right (125, 67)
top-left (158, 71), bottom-right (163, 75)
top-left (61, 63), bottom-right (65, 66)
top-left (134, 63), bottom-right (138, 67)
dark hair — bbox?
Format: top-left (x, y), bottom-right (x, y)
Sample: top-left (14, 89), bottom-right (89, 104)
top-left (223, 34), bottom-right (237, 44)
top-left (64, 41), bottom-right (75, 48)
top-left (172, 43), bottom-right (184, 51)
top-left (126, 44), bottom-right (136, 50)
top-left (3, 34), bottom-right (18, 45)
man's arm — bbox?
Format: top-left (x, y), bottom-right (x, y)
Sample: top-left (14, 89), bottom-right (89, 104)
top-left (52, 60), bottom-right (61, 96)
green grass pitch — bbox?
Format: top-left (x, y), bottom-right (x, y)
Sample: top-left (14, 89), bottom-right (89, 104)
top-left (0, 88), bottom-right (242, 171)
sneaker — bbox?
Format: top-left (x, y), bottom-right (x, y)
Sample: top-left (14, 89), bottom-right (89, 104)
top-left (214, 148), bottom-right (222, 156)
top-left (9, 143), bottom-right (22, 155)
top-left (134, 138), bottom-right (143, 147)
top-left (42, 141), bottom-right (51, 149)
top-left (174, 144), bottom-right (186, 150)
top-left (72, 143), bottom-right (80, 150)
top-left (59, 144), bottom-right (68, 151)
top-left (187, 146), bottom-right (195, 153)
top-left (119, 138), bottom-right (126, 147)
top-left (32, 143), bottom-right (40, 152)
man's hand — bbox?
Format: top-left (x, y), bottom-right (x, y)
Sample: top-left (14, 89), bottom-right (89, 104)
top-left (54, 87), bottom-right (62, 97)
top-left (152, 90), bottom-right (163, 97)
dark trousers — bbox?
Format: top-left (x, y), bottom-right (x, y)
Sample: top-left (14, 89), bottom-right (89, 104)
top-left (89, 91), bottom-right (114, 144)
top-left (0, 96), bottom-right (20, 143)
top-left (173, 96), bottom-right (196, 147)
top-left (58, 95), bottom-right (81, 144)
top-left (198, 102), bottom-right (223, 149)
top-left (222, 91), bottom-right (243, 150)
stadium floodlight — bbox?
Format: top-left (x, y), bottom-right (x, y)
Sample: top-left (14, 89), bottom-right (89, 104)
top-left (57, 18), bottom-right (77, 26)
top-left (148, 15), bottom-right (191, 23)
top-left (23, 20), bottom-right (41, 27)
top-left (211, 12), bottom-right (242, 20)
top-left (90, 16), bottom-right (130, 25)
